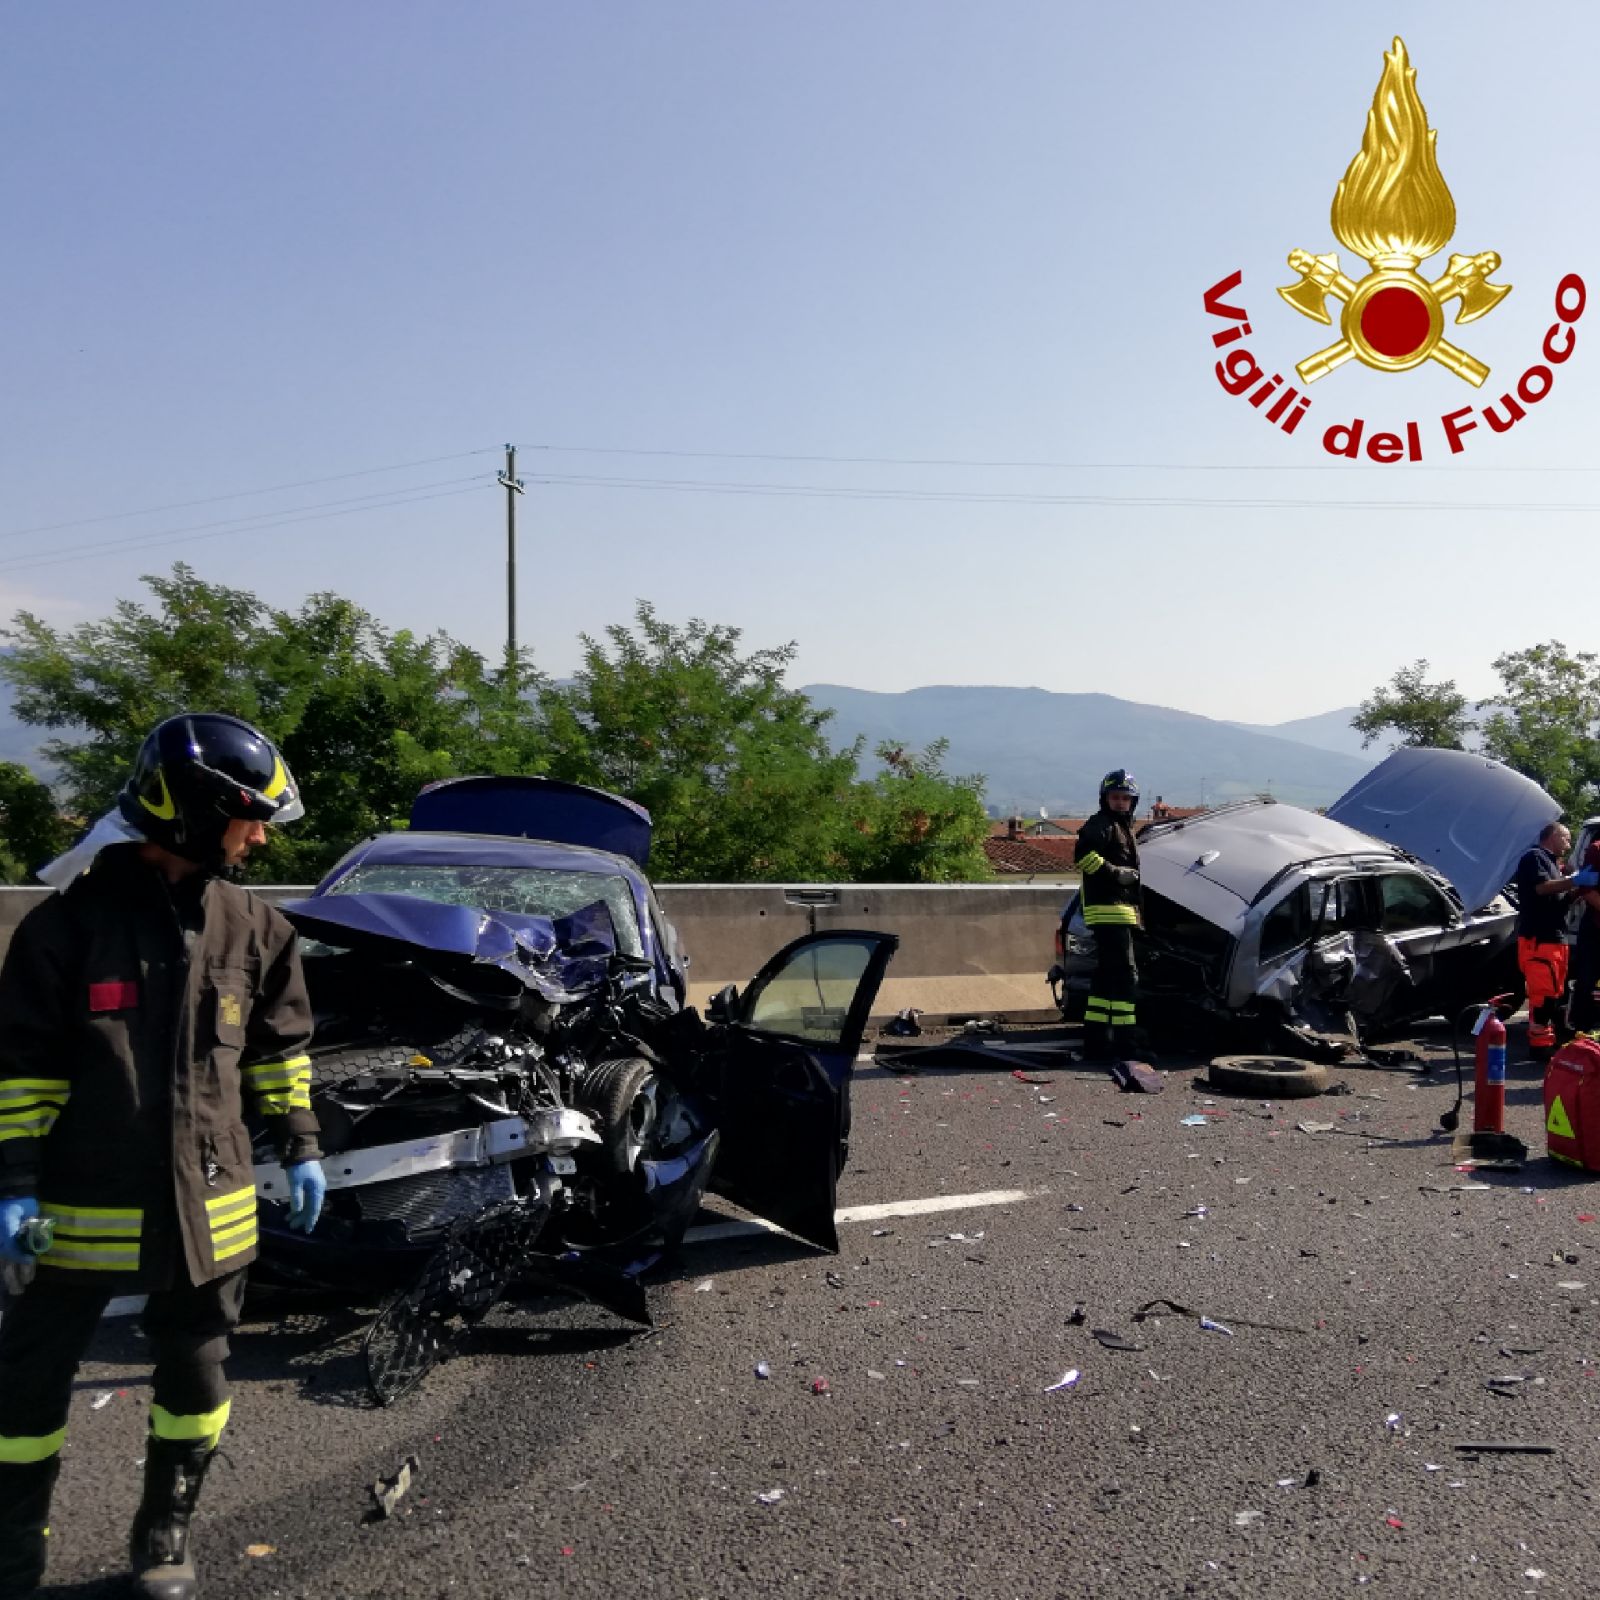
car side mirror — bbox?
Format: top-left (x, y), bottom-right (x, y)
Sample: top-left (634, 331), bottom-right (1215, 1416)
top-left (707, 983), bottom-right (741, 1025)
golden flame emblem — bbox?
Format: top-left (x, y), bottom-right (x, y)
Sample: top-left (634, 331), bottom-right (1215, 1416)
top-left (1278, 38), bottom-right (1510, 385)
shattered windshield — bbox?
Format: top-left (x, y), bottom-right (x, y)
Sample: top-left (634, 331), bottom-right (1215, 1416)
top-left (327, 863), bottom-right (645, 958)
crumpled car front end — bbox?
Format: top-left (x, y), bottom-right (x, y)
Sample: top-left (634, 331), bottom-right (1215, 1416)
top-left (1052, 782), bottom-right (1531, 1058)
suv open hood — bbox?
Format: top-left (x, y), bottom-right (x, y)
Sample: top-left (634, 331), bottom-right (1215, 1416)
top-left (1326, 748), bottom-right (1559, 912)
top-left (409, 777), bottom-right (652, 868)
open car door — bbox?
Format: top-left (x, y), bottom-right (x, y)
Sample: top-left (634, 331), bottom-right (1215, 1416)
top-left (705, 930), bottom-right (898, 1252)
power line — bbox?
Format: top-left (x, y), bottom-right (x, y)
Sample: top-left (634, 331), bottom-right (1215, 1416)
top-left (526, 468), bottom-right (1600, 515)
top-left (526, 442), bottom-right (1600, 475)
top-left (0, 482), bottom-right (488, 578)
top-left (1, 447), bottom-right (499, 540)
top-left (0, 475), bottom-right (487, 566)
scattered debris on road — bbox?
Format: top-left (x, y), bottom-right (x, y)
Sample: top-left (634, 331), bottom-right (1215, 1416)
top-left (756, 1488), bottom-right (786, 1505)
top-left (370, 1454), bottom-right (422, 1521)
top-left (1092, 1330), bottom-right (1144, 1352)
top-left (1044, 1369), bottom-right (1081, 1393)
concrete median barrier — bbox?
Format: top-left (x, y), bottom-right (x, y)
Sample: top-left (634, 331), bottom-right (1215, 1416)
top-left (0, 879), bottom-right (1077, 1023)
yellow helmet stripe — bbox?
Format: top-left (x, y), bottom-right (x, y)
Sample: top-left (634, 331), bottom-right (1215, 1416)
top-left (139, 769), bottom-right (177, 822)
top-left (262, 755), bottom-right (289, 801)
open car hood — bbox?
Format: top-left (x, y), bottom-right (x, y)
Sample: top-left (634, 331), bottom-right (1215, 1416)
top-left (1326, 748), bottom-right (1560, 912)
top-left (409, 777), bottom-right (653, 869)
top-left (280, 891), bottom-right (616, 1003)
top-left (1137, 802), bottom-right (1405, 937)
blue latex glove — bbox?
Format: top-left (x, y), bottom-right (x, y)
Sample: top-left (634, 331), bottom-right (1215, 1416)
top-left (0, 1196), bottom-right (40, 1264)
top-left (1575, 867), bottom-right (1600, 889)
top-left (285, 1161), bottom-right (326, 1234)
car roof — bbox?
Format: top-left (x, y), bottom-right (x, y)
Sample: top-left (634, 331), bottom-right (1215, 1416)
top-left (1139, 800), bottom-right (1410, 935)
top-left (318, 829), bottom-right (653, 894)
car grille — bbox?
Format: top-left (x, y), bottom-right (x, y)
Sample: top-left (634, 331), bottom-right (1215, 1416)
top-left (350, 1165), bottom-right (516, 1235)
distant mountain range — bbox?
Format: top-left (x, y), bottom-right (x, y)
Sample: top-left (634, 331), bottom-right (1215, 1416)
top-left (0, 674), bottom-right (1374, 813)
top-left (804, 685), bottom-right (1372, 813)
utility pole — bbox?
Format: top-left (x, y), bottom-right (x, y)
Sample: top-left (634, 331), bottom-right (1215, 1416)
top-left (497, 443), bottom-right (525, 684)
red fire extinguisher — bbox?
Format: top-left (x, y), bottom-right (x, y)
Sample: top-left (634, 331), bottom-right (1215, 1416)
top-left (1473, 1003), bottom-right (1508, 1134)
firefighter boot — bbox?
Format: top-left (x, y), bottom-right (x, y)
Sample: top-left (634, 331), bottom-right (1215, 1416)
top-left (0, 1456), bottom-right (60, 1599)
top-left (129, 1439), bottom-right (215, 1600)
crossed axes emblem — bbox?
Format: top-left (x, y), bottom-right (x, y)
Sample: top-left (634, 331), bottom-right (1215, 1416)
top-left (1278, 248), bottom-right (1512, 387)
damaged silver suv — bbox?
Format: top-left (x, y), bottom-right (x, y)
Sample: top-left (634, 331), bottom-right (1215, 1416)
top-left (1050, 749), bottom-right (1559, 1055)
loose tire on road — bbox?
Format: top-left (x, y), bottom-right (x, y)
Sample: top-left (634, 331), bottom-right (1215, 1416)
top-left (1206, 1054), bottom-right (1329, 1099)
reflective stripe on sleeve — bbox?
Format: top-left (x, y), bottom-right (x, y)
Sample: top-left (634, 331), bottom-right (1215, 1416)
top-left (37, 1240), bottom-right (141, 1271)
top-left (0, 1109), bottom-right (62, 1141)
top-left (1077, 851), bottom-right (1105, 875)
top-left (244, 1055), bottom-right (312, 1116)
top-left (1083, 904), bottom-right (1139, 926)
top-left (0, 1079), bottom-right (70, 1108)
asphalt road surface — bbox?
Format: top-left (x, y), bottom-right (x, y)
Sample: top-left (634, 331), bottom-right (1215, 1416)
top-left (35, 1022), bottom-right (1600, 1599)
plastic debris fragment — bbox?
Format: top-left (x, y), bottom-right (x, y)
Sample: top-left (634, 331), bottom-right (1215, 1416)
top-left (1180, 1114), bottom-right (1209, 1127)
top-left (693, 1279), bottom-right (715, 1292)
top-left (1093, 1330), bottom-right (1144, 1352)
top-left (1199, 1317), bottom-right (1233, 1336)
top-left (754, 1362), bottom-right (771, 1380)
top-left (1234, 1509), bottom-right (1264, 1527)
top-left (1385, 1413), bottom-right (1403, 1431)
top-left (370, 1454), bottom-right (422, 1520)
top-left (1044, 1369), bottom-right (1081, 1392)
top-left (756, 1488), bottom-right (786, 1505)
top-left (91, 1392), bottom-right (114, 1411)
top-left (810, 1378), bottom-right (830, 1395)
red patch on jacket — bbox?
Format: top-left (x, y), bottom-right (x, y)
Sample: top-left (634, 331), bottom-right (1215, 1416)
top-left (88, 981), bottom-right (140, 1012)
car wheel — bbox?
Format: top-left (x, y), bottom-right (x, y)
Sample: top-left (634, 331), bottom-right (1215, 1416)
top-left (580, 1056), bottom-right (661, 1173)
top-left (1206, 1054), bottom-right (1330, 1099)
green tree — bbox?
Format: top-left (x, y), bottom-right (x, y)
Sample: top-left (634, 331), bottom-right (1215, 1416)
top-left (1478, 641), bottom-right (1600, 819)
top-left (0, 763), bottom-right (72, 883)
top-left (539, 603), bottom-right (860, 880)
top-left (838, 740), bottom-right (992, 882)
top-left (1352, 659), bottom-right (1475, 751)
top-left (0, 564), bottom-right (540, 880)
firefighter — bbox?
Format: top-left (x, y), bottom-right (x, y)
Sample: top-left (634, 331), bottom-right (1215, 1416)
top-left (1513, 821), bottom-right (1593, 1061)
top-left (0, 713), bottom-right (326, 1600)
top-left (1074, 769), bottom-right (1144, 1059)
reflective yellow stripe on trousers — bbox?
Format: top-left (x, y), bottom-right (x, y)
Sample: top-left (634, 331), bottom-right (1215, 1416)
top-left (149, 1400), bottom-right (231, 1448)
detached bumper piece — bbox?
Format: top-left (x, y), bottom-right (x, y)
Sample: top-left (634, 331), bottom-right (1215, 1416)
top-left (361, 1195), bottom-right (650, 1406)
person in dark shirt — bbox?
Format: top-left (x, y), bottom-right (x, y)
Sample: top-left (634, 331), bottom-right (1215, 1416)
top-left (1513, 822), bottom-right (1590, 1058)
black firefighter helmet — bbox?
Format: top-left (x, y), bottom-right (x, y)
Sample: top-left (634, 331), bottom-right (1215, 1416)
top-left (1099, 768), bottom-right (1139, 805)
top-left (119, 712), bottom-right (304, 862)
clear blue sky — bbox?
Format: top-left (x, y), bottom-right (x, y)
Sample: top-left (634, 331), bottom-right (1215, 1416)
top-left (3, 1), bottom-right (1595, 723)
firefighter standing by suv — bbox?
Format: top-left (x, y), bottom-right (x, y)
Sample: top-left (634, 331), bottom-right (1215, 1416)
top-left (0, 713), bottom-right (327, 1600)
top-left (1073, 770), bottom-right (1144, 1059)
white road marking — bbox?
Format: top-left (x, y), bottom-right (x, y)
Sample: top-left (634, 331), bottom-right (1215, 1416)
top-left (83, 1193), bottom-right (1040, 1317)
top-left (681, 1186), bottom-right (1038, 1245)
top-left (838, 1188), bottom-right (1035, 1223)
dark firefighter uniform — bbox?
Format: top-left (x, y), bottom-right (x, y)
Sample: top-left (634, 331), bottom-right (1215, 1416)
top-left (1073, 775), bottom-right (1143, 1058)
top-left (0, 849), bottom-right (317, 1592)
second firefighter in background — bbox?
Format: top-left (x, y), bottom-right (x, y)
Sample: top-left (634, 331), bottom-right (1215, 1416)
top-left (1073, 770), bottom-right (1144, 1059)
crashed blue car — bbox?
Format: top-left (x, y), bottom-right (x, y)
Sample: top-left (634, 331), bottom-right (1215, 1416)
top-left (250, 776), bottom-right (896, 1392)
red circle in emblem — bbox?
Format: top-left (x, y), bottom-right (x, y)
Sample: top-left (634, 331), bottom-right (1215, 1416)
top-left (1359, 286), bottom-right (1433, 358)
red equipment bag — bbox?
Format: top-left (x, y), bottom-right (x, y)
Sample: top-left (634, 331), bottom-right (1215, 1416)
top-left (1545, 1037), bottom-right (1600, 1172)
